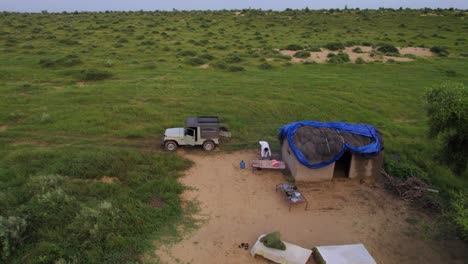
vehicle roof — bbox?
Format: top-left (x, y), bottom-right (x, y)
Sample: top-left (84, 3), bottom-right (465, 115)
top-left (186, 116), bottom-right (220, 127)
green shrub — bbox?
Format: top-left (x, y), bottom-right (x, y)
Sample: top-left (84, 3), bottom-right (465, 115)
top-left (352, 47), bottom-right (364, 53)
top-left (77, 69), bottom-right (113, 81)
top-left (445, 70), bottom-right (456, 77)
top-left (186, 57), bottom-right (206, 66)
top-left (293, 51), bottom-right (311, 58)
top-left (140, 40), bottom-right (155, 46)
top-left (284, 44), bottom-right (303, 50)
top-left (0, 216), bottom-right (28, 261)
top-left (355, 57), bottom-right (365, 64)
top-left (39, 55), bottom-right (82, 68)
top-left (58, 39), bottom-right (79, 45)
top-left (0, 146), bottom-right (190, 263)
top-left (199, 54), bottom-right (215, 60)
top-left (258, 62), bottom-right (273, 70)
top-left (307, 46), bottom-right (321, 52)
top-left (450, 191), bottom-right (468, 241)
top-left (327, 52), bottom-right (350, 64)
top-left (324, 42), bottom-right (345, 51)
top-left (225, 53), bottom-right (242, 63)
top-left (404, 54), bottom-right (418, 59)
top-left (384, 157), bottom-right (429, 180)
top-left (425, 82), bottom-right (468, 172)
top-left (228, 66), bottom-right (245, 72)
top-left (212, 61), bottom-right (227, 69)
top-left (377, 44), bottom-right (399, 55)
top-left (430, 46), bottom-right (449, 56)
top-left (178, 50), bottom-right (197, 57)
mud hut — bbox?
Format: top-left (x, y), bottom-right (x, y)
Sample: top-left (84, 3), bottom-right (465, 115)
top-left (279, 121), bottom-right (384, 182)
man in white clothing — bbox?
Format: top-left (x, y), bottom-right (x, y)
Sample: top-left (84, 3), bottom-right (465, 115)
top-left (259, 141), bottom-right (271, 160)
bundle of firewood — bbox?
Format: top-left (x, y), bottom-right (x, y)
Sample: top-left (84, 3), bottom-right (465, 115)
top-left (381, 169), bottom-right (435, 201)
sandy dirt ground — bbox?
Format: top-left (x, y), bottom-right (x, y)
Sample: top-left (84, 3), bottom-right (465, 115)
top-left (152, 150), bottom-right (467, 264)
top-left (279, 46), bottom-right (433, 64)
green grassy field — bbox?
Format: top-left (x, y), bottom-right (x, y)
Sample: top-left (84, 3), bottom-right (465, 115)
top-left (0, 9), bottom-right (467, 263)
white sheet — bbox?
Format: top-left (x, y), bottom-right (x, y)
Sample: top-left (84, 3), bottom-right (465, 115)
top-left (315, 244), bottom-right (376, 264)
top-left (250, 234), bottom-right (312, 264)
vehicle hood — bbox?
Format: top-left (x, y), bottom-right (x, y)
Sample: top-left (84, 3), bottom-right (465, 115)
top-left (164, 127), bottom-right (184, 138)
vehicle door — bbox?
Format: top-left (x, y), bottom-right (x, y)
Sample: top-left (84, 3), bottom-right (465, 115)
top-left (184, 128), bottom-right (196, 146)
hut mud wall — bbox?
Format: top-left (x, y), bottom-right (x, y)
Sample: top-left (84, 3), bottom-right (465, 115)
top-left (282, 140), bottom-right (334, 182)
top-left (349, 152), bottom-right (384, 179)
top-left (281, 140), bottom-right (384, 182)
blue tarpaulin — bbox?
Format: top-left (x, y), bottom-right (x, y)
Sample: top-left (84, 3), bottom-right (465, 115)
top-left (278, 121), bottom-right (382, 169)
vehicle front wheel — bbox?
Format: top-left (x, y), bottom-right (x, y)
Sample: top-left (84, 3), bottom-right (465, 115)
top-left (202, 141), bottom-right (215, 151)
top-left (164, 141), bottom-right (178, 152)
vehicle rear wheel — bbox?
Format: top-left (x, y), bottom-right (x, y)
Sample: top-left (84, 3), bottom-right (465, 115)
top-left (202, 141), bottom-right (215, 151)
top-left (165, 141), bottom-right (178, 151)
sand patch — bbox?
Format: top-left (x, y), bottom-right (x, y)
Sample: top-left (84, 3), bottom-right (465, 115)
top-left (279, 46), bottom-right (434, 64)
top-left (100, 176), bottom-right (119, 184)
top-left (399, 47), bottom-right (433, 57)
top-left (199, 64), bottom-right (210, 69)
top-left (0, 125), bottom-right (8, 132)
top-left (151, 150), bottom-right (468, 264)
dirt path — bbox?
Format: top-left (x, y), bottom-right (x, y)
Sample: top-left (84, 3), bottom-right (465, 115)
top-left (153, 150), bottom-right (467, 264)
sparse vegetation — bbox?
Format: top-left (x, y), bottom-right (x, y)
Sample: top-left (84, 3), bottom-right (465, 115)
top-left (430, 46), bottom-right (449, 56)
top-left (327, 52), bottom-right (350, 64)
top-left (355, 57), bottom-right (365, 64)
top-left (293, 50), bottom-right (311, 58)
top-left (76, 69), bottom-right (113, 81)
top-left (377, 44), bottom-right (400, 55)
top-left (0, 8), bottom-right (467, 261)
top-left (324, 42), bottom-right (345, 51)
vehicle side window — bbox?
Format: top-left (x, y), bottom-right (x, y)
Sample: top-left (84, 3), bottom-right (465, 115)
top-left (186, 128), bottom-right (195, 136)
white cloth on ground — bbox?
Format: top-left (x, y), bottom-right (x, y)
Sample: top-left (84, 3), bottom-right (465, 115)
top-left (315, 244), bottom-right (376, 264)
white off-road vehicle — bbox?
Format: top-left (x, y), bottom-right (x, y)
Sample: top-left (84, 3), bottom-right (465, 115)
top-left (162, 116), bottom-right (230, 151)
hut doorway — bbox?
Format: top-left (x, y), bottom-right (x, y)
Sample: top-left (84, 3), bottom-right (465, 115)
top-left (333, 151), bottom-right (352, 178)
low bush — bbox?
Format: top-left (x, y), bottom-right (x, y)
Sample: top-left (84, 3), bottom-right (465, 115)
top-left (430, 46), bottom-right (449, 56)
top-left (327, 52), bottom-right (350, 64)
top-left (352, 47), bottom-right (364, 53)
top-left (324, 42), bottom-right (345, 51)
top-left (450, 191), bottom-right (468, 241)
top-left (186, 57), bottom-right (206, 66)
top-left (199, 54), bottom-right (215, 60)
top-left (77, 69), bottom-right (113, 81)
top-left (284, 44), bottom-right (303, 50)
top-left (228, 66), bottom-right (245, 72)
top-left (178, 50), bottom-right (197, 57)
top-left (355, 57), bottom-right (365, 64)
top-left (293, 51), bottom-right (311, 58)
top-left (0, 146), bottom-right (190, 263)
top-left (258, 62), bottom-right (273, 70)
top-left (225, 53), bottom-right (242, 63)
top-left (377, 44), bottom-right (399, 55)
top-left (58, 39), bottom-right (79, 45)
top-left (0, 215), bottom-right (28, 261)
top-left (445, 70), bottom-right (456, 77)
top-left (212, 61), bottom-right (227, 69)
top-left (384, 157), bottom-right (428, 180)
top-left (39, 54), bottom-right (82, 68)
top-left (307, 46), bottom-right (321, 52)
